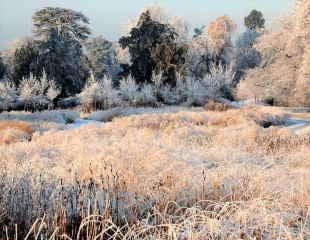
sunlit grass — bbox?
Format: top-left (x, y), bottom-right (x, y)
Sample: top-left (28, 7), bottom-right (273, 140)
top-left (0, 107), bottom-right (309, 239)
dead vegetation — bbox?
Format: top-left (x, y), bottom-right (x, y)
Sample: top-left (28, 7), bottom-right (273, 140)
top-left (0, 107), bottom-right (309, 239)
top-left (0, 121), bottom-right (34, 144)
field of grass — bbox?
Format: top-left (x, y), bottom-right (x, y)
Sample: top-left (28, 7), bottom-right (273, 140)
top-left (0, 106), bottom-right (309, 239)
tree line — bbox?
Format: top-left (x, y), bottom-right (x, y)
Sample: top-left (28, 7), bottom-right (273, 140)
top-left (1, 6), bottom-right (284, 110)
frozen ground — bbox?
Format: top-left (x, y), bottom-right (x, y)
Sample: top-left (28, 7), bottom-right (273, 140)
top-left (66, 118), bottom-right (103, 129)
top-left (0, 106), bottom-right (309, 238)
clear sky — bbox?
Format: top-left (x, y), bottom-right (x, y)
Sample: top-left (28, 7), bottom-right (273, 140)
top-left (0, 0), bottom-right (294, 49)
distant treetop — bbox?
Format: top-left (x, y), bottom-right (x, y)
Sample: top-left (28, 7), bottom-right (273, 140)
top-left (244, 10), bottom-right (265, 31)
top-left (32, 7), bottom-right (91, 41)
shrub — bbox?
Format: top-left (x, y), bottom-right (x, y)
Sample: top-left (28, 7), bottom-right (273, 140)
top-left (18, 72), bottom-right (60, 109)
top-left (79, 75), bottom-right (120, 111)
top-left (119, 75), bottom-right (139, 102)
top-left (0, 80), bottom-right (18, 110)
top-left (155, 65), bottom-right (233, 106)
top-left (79, 66), bottom-right (233, 110)
top-left (119, 75), bottom-right (157, 106)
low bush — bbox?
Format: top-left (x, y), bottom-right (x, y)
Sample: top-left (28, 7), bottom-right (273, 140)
top-left (79, 75), bottom-right (121, 112)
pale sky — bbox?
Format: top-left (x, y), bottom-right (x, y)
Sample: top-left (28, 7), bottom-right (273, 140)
top-left (0, 0), bottom-right (294, 49)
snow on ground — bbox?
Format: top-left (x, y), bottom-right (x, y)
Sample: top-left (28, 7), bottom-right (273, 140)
top-left (66, 118), bottom-right (103, 129)
top-left (283, 111), bottom-right (310, 134)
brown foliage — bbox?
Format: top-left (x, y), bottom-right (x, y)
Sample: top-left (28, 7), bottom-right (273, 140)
top-left (0, 121), bottom-right (34, 145)
top-left (203, 100), bottom-right (230, 111)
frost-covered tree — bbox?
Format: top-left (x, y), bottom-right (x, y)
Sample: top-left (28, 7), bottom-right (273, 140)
top-left (233, 10), bottom-right (265, 82)
top-left (238, 0), bottom-right (310, 106)
top-left (2, 38), bottom-right (40, 86)
top-left (236, 29), bottom-right (261, 49)
top-left (186, 35), bottom-right (212, 79)
top-left (32, 7), bottom-right (91, 41)
top-left (296, 48), bottom-right (310, 106)
top-left (244, 10), bottom-right (266, 31)
top-left (122, 5), bottom-right (189, 44)
top-left (234, 47), bottom-right (261, 82)
top-left (234, 29), bottom-right (262, 82)
top-left (207, 16), bottom-right (236, 56)
top-left (119, 10), bottom-right (188, 86)
top-left (37, 30), bottom-right (89, 97)
top-left (187, 16), bottom-right (236, 79)
top-left (293, 0), bottom-right (310, 106)
top-left (32, 7), bottom-right (91, 97)
top-left (84, 36), bottom-right (120, 81)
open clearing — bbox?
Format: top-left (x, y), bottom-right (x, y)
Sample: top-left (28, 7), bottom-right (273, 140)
top-left (0, 106), bottom-right (309, 239)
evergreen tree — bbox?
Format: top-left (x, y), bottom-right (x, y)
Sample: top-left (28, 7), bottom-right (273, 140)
top-left (32, 7), bottom-right (91, 97)
top-left (9, 38), bottom-right (39, 86)
top-left (119, 10), bottom-right (187, 86)
top-left (193, 26), bottom-right (205, 38)
top-left (0, 55), bottom-right (5, 80)
top-left (233, 10), bottom-right (265, 82)
top-left (32, 7), bottom-right (91, 41)
top-left (37, 30), bottom-right (88, 97)
top-left (244, 10), bottom-right (265, 31)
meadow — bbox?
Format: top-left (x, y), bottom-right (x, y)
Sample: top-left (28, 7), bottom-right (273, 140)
top-left (0, 106), bottom-right (309, 239)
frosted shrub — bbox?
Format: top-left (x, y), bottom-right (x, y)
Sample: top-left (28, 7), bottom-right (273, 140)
top-left (151, 72), bottom-right (187, 105)
top-left (119, 75), bottom-right (157, 106)
top-left (18, 72), bottom-right (60, 109)
top-left (19, 74), bottom-right (39, 104)
top-left (79, 67), bottom-right (233, 111)
top-left (158, 75), bottom-right (186, 104)
top-left (0, 80), bottom-right (18, 109)
top-left (78, 75), bottom-right (98, 106)
top-left (46, 79), bottom-right (61, 102)
top-left (139, 84), bottom-right (157, 104)
top-left (183, 77), bottom-right (207, 105)
top-left (79, 75), bottom-right (120, 111)
top-left (158, 65), bottom-right (233, 106)
top-left (201, 64), bottom-right (233, 99)
top-left (119, 75), bottom-right (139, 103)
top-left (97, 76), bottom-right (121, 108)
